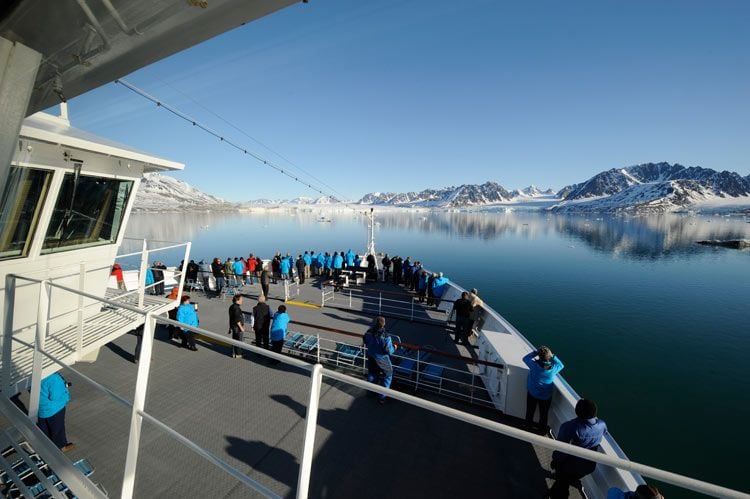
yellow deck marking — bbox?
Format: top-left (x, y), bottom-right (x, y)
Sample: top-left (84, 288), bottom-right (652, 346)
top-left (286, 300), bottom-right (321, 309)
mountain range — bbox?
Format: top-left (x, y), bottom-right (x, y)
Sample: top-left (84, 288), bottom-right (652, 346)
top-left (133, 163), bottom-right (750, 213)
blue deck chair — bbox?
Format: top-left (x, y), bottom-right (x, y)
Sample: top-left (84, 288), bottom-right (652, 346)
top-left (394, 350), bottom-right (431, 378)
top-left (420, 363), bottom-right (446, 388)
top-left (335, 342), bottom-right (362, 366)
top-left (298, 335), bottom-right (319, 353)
top-left (283, 332), bottom-right (304, 350)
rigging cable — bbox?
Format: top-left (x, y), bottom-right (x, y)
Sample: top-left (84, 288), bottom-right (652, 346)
top-left (150, 74), bottom-right (351, 204)
top-left (114, 78), bottom-right (359, 212)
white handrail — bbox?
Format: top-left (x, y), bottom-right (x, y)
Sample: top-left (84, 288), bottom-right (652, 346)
top-left (321, 368), bottom-right (749, 499)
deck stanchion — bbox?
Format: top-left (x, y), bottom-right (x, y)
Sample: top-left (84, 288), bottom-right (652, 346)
top-left (349, 289), bottom-right (352, 309)
top-left (378, 293), bottom-right (382, 315)
top-left (122, 312), bottom-right (156, 499)
top-left (316, 334), bottom-right (320, 364)
top-left (76, 262), bottom-right (86, 357)
top-left (1, 275), bottom-right (16, 391)
top-left (414, 349), bottom-right (421, 392)
top-left (176, 242), bottom-right (190, 294)
top-left (28, 280), bottom-right (50, 423)
top-left (137, 239), bottom-right (148, 309)
top-left (410, 298), bottom-right (414, 321)
top-left (296, 364), bottom-right (323, 499)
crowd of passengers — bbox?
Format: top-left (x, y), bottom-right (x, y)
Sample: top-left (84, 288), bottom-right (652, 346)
top-left (114, 249), bottom-right (665, 499)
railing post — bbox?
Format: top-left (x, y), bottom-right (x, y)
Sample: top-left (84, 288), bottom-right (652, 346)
top-left (76, 262), bottom-right (86, 358)
top-left (316, 334), bottom-right (320, 364)
top-left (410, 298), bottom-right (414, 322)
top-left (176, 242), bottom-right (191, 296)
top-left (2, 275), bottom-right (17, 391)
top-left (137, 239), bottom-right (148, 309)
top-left (348, 290), bottom-right (352, 309)
top-left (296, 364), bottom-right (323, 499)
top-left (414, 350), bottom-right (420, 392)
top-left (121, 312), bottom-right (155, 499)
top-left (284, 279), bottom-right (290, 302)
top-left (321, 287), bottom-right (325, 308)
top-left (470, 373), bottom-right (475, 404)
top-left (28, 280), bottom-right (50, 423)
top-left (378, 293), bottom-right (382, 315)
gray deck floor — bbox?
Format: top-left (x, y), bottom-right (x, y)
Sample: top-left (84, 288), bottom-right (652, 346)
top-left (8, 276), bottom-right (572, 498)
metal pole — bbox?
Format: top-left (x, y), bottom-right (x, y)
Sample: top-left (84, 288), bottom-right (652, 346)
top-left (410, 298), bottom-right (414, 321)
top-left (137, 239), bottom-right (148, 308)
top-left (349, 289), bottom-right (352, 309)
top-left (378, 293), bottom-right (382, 315)
top-left (316, 334), bottom-right (320, 364)
top-left (28, 280), bottom-right (50, 422)
top-left (76, 262), bottom-right (86, 357)
top-left (296, 364), bottom-right (323, 499)
top-left (2, 275), bottom-right (17, 391)
top-left (176, 242), bottom-right (191, 295)
top-left (121, 313), bottom-right (156, 499)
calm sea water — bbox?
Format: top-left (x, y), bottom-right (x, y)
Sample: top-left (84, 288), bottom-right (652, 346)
top-left (126, 209), bottom-right (750, 495)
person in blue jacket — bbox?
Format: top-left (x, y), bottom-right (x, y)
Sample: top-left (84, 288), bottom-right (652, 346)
top-left (324, 252), bottom-right (333, 277)
top-left (332, 252), bottom-right (343, 276)
top-left (432, 272), bottom-right (449, 307)
top-left (354, 255), bottom-right (362, 268)
top-left (176, 294), bottom-right (199, 351)
top-left (523, 345), bottom-right (564, 430)
top-left (316, 252), bottom-right (325, 276)
top-left (279, 255), bottom-right (291, 280)
top-left (345, 249), bottom-right (355, 267)
top-left (144, 266), bottom-right (155, 294)
top-left (363, 316), bottom-right (395, 403)
top-left (303, 251), bottom-right (312, 279)
top-left (549, 399), bottom-right (608, 499)
top-left (37, 373), bottom-right (74, 451)
top-left (232, 258), bottom-right (245, 284)
top-left (269, 305), bottom-right (290, 363)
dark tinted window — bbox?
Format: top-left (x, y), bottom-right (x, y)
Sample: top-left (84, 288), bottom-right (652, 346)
top-left (42, 173), bottom-right (133, 253)
top-left (0, 167), bottom-right (52, 259)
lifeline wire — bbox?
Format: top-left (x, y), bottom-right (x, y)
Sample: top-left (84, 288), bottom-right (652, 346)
top-left (114, 78), bottom-right (358, 212)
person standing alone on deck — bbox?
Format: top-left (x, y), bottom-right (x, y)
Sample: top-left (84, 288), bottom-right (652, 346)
top-left (451, 291), bottom-right (473, 345)
top-left (363, 316), bottom-right (395, 404)
top-left (549, 399), bottom-right (608, 499)
top-left (253, 294), bottom-right (271, 349)
top-left (228, 295), bottom-right (246, 359)
top-left (177, 295), bottom-right (199, 351)
top-left (523, 345), bottom-right (564, 431)
top-left (269, 305), bottom-right (290, 363)
top-left (37, 373), bottom-right (75, 452)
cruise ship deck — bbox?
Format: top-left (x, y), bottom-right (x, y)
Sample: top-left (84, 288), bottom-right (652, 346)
top-left (7, 275), bottom-right (568, 498)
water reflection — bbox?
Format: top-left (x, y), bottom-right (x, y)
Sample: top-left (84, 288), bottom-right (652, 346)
top-left (125, 210), bottom-right (750, 260)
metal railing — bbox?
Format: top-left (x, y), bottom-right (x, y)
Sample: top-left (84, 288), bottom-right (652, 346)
top-left (4, 278), bottom-right (749, 499)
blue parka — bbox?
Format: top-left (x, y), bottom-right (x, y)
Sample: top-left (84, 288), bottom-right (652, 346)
top-left (38, 373), bottom-right (70, 419)
top-left (232, 260), bottom-right (244, 275)
top-left (324, 254), bottom-right (333, 269)
top-left (176, 303), bottom-right (199, 331)
top-left (333, 254), bottom-right (343, 269)
top-left (145, 268), bottom-right (154, 286)
top-left (345, 250), bottom-right (355, 266)
top-left (280, 258), bottom-right (290, 275)
top-left (303, 253), bottom-right (312, 265)
top-left (270, 311), bottom-right (290, 341)
top-left (522, 351), bottom-right (564, 400)
top-left (363, 328), bottom-right (395, 359)
top-left (432, 276), bottom-right (449, 297)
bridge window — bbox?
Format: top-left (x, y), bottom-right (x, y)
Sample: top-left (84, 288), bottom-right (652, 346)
top-left (41, 173), bottom-right (133, 253)
top-left (0, 167), bottom-right (52, 260)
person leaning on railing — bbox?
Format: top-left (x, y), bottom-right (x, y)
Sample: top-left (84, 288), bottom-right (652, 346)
top-left (523, 345), bottom-right (564, 431)
top-left (451, 292), bottom-right (473, 345)
top-left (363, 316), bottom-right (396, 404)
top-left (549, 399), bottom-right (609, 499)
top-left (269, 305), bottom-right (290, 364)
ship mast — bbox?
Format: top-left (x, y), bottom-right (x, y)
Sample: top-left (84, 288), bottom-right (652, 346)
top-left (366, 208), bottom-right (376, 256)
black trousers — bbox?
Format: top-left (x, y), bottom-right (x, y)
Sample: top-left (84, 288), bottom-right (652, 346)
top-left (231, 326), bottom-right (244, 357)
top-left (181, 330), bottom-right (196, 349)
top-left (270, 339), bottom-right (283, 364)
top-left (255, 326), bottom-right (269, 349)
top-left (525, 392), bottom-right (552, 429)
top-left (261, 284), bottom-right (269, 298)
top-left (549, 458), bottom-right (596, 499)
top-left (37, 407), bottom-right (67, 448)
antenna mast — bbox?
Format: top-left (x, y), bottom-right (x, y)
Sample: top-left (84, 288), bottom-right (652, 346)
top-left (366, 208), bottom-right (376, 256)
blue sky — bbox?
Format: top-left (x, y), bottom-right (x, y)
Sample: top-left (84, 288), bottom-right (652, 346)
top-left (63, 0), bottom-right (750, 201)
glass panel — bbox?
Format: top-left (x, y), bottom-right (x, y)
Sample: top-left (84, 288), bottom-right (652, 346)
top-left (42, 173), bottom-right (133, 253)
top-left (0, 166), bottom-right (52, 260)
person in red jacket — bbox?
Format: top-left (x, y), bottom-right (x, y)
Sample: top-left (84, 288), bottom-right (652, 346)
top-left (111, 264), bottom-right (125, 290)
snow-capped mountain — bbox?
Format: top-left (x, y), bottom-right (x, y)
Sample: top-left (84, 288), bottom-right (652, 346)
top-left (552, 162), bottom-right (750, 212)
top-left (510, 185), bottom-right (555, 198)
top-left (133, 173), bottom-right (237, 211)
top-left (358, 182), bottom-right (513, 207)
